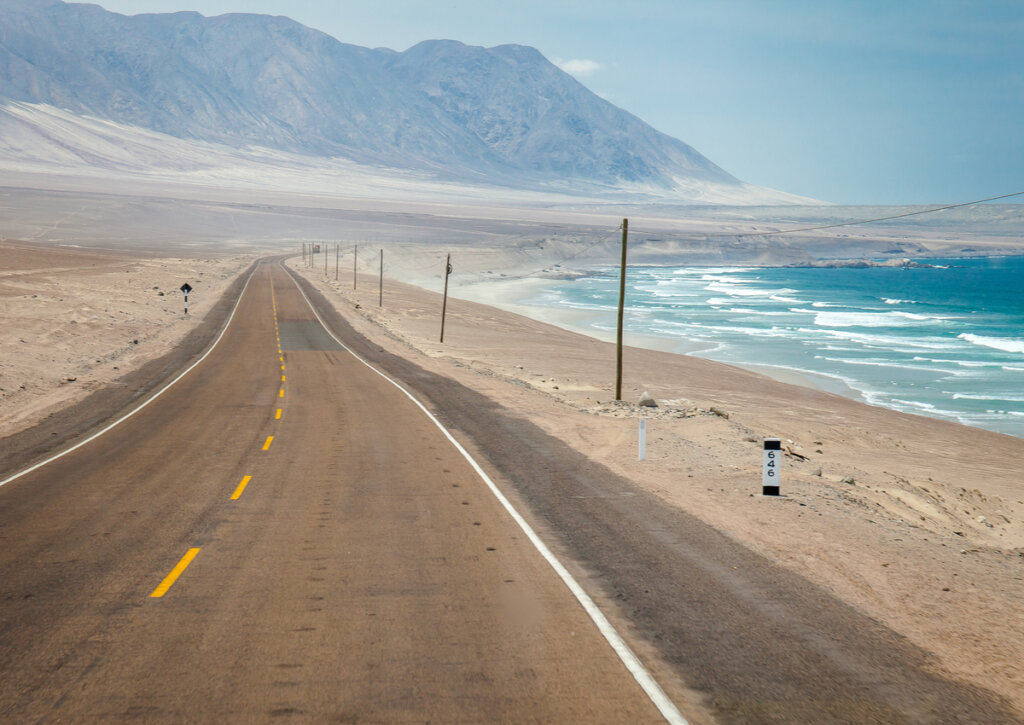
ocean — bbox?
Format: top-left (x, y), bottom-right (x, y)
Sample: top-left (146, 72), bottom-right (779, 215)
top-left (527, 256), bottom-right (1024, 438)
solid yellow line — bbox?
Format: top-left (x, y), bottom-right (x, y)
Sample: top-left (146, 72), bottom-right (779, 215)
top-left (262, 436), bottom-right (274, 450)
top-left (231, 475), bottom-right (252, 500)
top-left (150, 548), bottom-right (200, 598)
top-left (275, 409), bottom-right (282, 420)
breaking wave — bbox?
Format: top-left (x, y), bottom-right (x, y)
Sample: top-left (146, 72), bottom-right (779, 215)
top-left (958, 333), bottom-right (1024, 355)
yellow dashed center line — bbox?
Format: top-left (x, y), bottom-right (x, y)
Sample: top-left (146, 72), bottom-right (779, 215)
top-left (262, 436), bottom-right (274, 450)
top-left (279, 388), bottom-right (285, 398)
top-left (150, 548), bottom-right (200, 598)
top-left (231, 475), bottom-right (252, 500)
top-left (275, 409), bottom-right (282, 420)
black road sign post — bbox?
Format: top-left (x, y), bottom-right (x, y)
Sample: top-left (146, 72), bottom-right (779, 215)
top-left (180, 282), bottom-right (193, 315)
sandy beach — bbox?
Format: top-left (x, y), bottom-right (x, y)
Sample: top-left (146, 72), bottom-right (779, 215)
top-left (2, 235), bottom-right (1022, 716)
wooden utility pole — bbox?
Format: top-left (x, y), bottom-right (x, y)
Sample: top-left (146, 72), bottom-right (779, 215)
top-left (324, 242), bottom-right (328, 276)
top-left (615, 218), bottom-right (629, 401)
top-left (353, 244), bottom-right (358, 289)
top-left (440, 253), bottom-right (452, 343)
top-left (335, 243), bottom-right (339, 281)
top-left (378, 249), bottom-right (384, 307)
top-left (302, 243), bottom-right (305, 266)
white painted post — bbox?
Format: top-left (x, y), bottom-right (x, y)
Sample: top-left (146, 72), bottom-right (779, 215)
top-left (638, 419), bottom-right (647, 460)
top-left (763, 438), bottom-right (781, 495)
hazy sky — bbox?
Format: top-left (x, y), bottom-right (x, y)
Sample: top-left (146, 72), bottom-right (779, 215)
top-left (92, 0), bottom-right (1023, 205)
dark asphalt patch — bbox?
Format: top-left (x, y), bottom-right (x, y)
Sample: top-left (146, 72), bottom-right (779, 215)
top-left (278, 321), bottom-right (344, 351)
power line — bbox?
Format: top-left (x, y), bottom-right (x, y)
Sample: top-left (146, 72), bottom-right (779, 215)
top-left (513, 226), bottom-right (624, 279)
top-left (729, 189), bottom-right (1024, 239)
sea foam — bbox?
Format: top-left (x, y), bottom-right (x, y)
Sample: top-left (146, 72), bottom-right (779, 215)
top-left (958, 333), bottom-right (1024, 355)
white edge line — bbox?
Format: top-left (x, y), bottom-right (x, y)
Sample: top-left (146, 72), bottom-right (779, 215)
top-left (0, 264), bottom-right (260, 489)
top-left (282, 261), bottom-right (688, 725)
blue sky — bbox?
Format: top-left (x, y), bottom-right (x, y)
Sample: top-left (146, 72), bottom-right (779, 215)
top-left (93, 0), bottom-right (1023, 205)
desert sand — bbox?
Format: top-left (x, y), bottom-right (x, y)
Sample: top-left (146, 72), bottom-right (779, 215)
top-left (2, 233), bottom-right (1022, 716)
top-left (0, 240), bottom-right (257, 437)
top-left (287, 255), bottom-right (1024, 715)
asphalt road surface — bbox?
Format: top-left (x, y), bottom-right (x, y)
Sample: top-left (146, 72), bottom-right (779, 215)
top-left (1, 258), bottom-right (1018, 723)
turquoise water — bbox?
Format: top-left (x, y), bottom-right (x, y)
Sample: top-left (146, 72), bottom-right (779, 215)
top-left (529, 257), bottom-right (1024, 437)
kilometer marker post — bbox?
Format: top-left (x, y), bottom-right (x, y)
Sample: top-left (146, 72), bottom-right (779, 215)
top-left (763, 438), bottom-right (781, 496)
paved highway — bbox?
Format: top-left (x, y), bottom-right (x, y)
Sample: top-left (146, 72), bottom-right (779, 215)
top-left (0, 261), bottom-right (669, 722)
top-left (1, 258), bottom-right (1018, 723)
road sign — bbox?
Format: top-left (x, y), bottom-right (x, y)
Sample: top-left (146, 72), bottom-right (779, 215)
top-left (181, 282), bottom-right (192, 315)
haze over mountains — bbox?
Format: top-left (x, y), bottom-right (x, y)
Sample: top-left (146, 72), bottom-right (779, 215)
top-left (0, 0), bottom-right (813, 204)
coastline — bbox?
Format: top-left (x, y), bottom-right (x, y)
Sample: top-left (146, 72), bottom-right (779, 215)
top-left (461, 276), bottom-right (855, 396)
top-left (458, 261), bottom-right (1024, 439)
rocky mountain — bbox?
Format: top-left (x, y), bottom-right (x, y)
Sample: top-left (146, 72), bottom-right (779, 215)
top-left (0, 0), bottom-right (804, 202)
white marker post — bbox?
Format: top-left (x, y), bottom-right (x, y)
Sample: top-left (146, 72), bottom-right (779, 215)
top-left (180, 282), bottom-right (192, 315)
top-left (638, 419), bottom-right (647, 460)
top-left (763, 438), bottom-right (781, 496)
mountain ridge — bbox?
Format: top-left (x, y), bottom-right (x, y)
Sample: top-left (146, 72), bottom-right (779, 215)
top-left (0, 1), bottom-right (815, 204)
